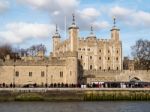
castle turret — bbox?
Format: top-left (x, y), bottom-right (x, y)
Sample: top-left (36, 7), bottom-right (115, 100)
top-left (111, 17), bottom-right (120, 41)
top-left (68, 14), bottom-right (79, 52)
top-left (87, 26), bottom-right (96, 38)
top-left (111, 17), bottom-right (122, 71)
top-left (52, 24), bottom-right (61, 57)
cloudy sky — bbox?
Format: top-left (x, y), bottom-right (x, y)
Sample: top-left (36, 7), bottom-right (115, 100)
top-left (0, 0), bottom-right (150, 57)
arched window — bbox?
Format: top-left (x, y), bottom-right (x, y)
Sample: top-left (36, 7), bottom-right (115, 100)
top-left (81, 55), bottom-right (82, 59)
top-left (116, 57), bottom-right (118, 61)
top-left (99, 57), bottom-right (101, 60)
top-left (108, 57), bottom-right (110, 60)
top-left (117, 67), bottom-right (119, 70)
top-left (108, 67), bottom-right (110, 70)
top-left (90, 56), bottom-right (92, 59)
top-left (99, 66), bottom-right (101, 70)
top-left (90, 65), bottom-right (92, 70)
top-left (117, 50), bottom-right (119, 53)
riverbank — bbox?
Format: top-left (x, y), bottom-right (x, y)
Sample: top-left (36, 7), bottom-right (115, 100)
top-left (0, 88), bottom-right (150, 101)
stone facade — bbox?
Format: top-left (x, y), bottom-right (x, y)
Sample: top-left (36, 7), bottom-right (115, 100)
top-left (53, 17), bottom-right (122, 71)
top-left (0, 51), bottom-right (78, 85)
top-left (0, 15), bottom-right (149, 86)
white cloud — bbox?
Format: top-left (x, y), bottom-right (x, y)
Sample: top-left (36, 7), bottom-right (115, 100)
top-left (0, 22), bottom-right (55, 44)
top-left (0, 0), bottom-right (9, 13)
top-left (76, 8), bottom-right (109, 31)
top-left (17, 0), bottom-right (108, 31)
top-left (78, 8), bottom-right (100, 20)
top-left (110, 6), bottom-right (150, 28)
top-left (17, 0), bottom-right (79, 13)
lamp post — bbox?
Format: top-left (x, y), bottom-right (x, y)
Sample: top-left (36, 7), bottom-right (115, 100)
top-left (13, 62), bottom-right (15, 88)
top-left (13, 52), bottom-right (16, 88)
top-left (51, 75), bottom-right (53, 84)
top-left (46, 65), bottom-right (48, 88)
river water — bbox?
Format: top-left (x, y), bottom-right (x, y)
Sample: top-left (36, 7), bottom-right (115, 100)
top-left (0, 101), bottom-right (150, 112)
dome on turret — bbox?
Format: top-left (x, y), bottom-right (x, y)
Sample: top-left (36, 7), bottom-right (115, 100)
top-left (68, 14), bottom-right (79, 30)
top-left (87, 26), bottom-right (96, 39)
top-left (52, 24), bottom-right (61, 38)
top-left (111, 16), bottom-right (120, 31)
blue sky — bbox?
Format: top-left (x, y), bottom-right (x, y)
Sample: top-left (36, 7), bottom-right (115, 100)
top-left (0, 0), bottom-right (150, 57)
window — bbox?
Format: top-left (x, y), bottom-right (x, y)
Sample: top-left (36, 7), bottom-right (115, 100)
top-left (117, 67), bottom-right (119, 70)
top-left (90, 56), bottom-right (92, 59)
top-left (99, 49), bottom-right (101, 52)
top-left (88, 48), bottom-right (90, 51)
top-left (99, 67), bottom-right (101, 70)
top-left (116, 57), bottom-right (118, 61)
top-left (41, 71), bottom-right (45, 77)
top-left (108, 67), bottom-right (110, 70)
top-left (108, 57), bottom-right (110, 60)
top-left (99, 57), bottom-right (101, 60)
top-left (70, 71), bottom-right (72, 76)
top-left (108, 50), bottom-right (110, 53)
top-left (60, 71), bottom-right (63, 78)
top-left (90, 65), bottom-right (92, 70)
top-left (81, 55), bottom-right (82, 59)
top-left (29, 72), bottom-right (32, 77)
top-left (15, 71), bottom-right (19, 77)
top-left (117, 50), bottom-right (119, 53)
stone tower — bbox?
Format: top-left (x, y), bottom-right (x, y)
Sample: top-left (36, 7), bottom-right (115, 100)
top-left (68, 14), bottom-right (79, 52)
top-left (111, 17), bottom-right (120, 41)
top-left (52, 25), bottom-right (61, 57)
top-left (110, 17), bottom-right (122, 70)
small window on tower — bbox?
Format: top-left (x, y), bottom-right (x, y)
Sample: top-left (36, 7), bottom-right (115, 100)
top-left (90, 65), bottom-right (92, 70)
top-left (99, 57), bottom-right (101, 60)
top-left (117, 50), bottom-right (119, 53)
top-left (116, 57), bottom-right (118, 61)
top-left (108, 57), bottom-right (110, 60)
top-left (81, 55), bottom-right (82, 59)
top-left (90, 56), bottom-right (92, 59)
top-left (117, 67), bottom-right (119, 70)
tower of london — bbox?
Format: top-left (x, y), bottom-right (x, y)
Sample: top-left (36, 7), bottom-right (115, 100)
top-left (0, 14), bottom-right (149, 87)
top-left (52, 14), bottom-right (122, 71)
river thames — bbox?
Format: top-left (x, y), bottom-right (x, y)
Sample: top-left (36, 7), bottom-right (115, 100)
top-left (0, 101), bottom-right (150, 112)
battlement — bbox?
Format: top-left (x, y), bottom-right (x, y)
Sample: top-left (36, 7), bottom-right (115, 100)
top-left (0, 58), bottom-right (66, 66)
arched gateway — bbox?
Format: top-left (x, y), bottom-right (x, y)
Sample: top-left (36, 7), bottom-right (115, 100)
top-left (130, 77), bottom-right (141, 82)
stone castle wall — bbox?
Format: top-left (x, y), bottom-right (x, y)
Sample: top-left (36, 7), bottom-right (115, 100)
top-left (85, 70), bottom-right (150, 83)
top-left (0, 51), bottom-right (78, 85)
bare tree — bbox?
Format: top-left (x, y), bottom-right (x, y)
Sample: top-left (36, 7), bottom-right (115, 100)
top-left (131, 39), bottom-right (150, 70)
top-left (0, 45), bottom-right (13, 60)
top-left (26, 44), bottom-right (47, 57)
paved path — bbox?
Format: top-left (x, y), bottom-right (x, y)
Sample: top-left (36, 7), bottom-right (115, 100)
top-left (0, 88), bottom-right (150, 92)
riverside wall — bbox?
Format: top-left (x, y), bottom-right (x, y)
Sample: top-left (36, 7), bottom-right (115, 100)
top-left (0, 88), bottom-right (150, 101)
